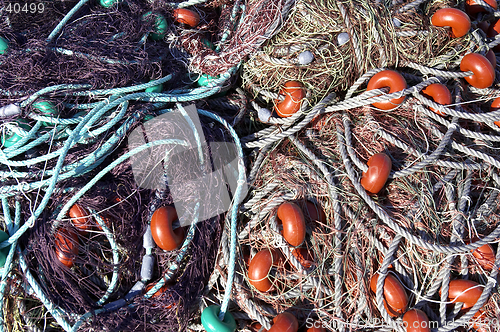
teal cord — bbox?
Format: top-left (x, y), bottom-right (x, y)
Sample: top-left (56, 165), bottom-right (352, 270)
top-left (0, 200), bottom-right (19, 332)
top-left (68, 75), bottom-right (173, 97)
top-left (54, 138), bottom-right (189, 223)
top-left (197, 109), bottom-right (245, 321)
top-left (91, 210), bottom-right (120, 306)
top-left (46, 0), bottom-right (90, 43)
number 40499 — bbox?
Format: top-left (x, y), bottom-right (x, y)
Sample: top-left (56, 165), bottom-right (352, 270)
top-left (5, 2), bottom-right (45, 14)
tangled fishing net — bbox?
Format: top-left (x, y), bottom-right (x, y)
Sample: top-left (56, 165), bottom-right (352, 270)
top-left (1, 0), bottom-right (500, 331)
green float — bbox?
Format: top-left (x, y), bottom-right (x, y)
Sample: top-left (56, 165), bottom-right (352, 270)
top-left (33, 101), bottom-right (58, 126)
top-left (1, 119), bottom-right (31, 148)
top-left (0, 37), bottom-right (8, 55)
top-left (201, 305), bottom-right (236, 332)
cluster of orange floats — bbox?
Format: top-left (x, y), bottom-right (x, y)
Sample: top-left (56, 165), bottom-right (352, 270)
top-left (244, 200), bottom-right (494, 331)
top-left (55, 204), bottom-right (185, 265)
top-left (247, 201), bottom-right (323, 291)
top-left (245, 201), bottom-right (324, 331)
top-left (370, 271), bottom-right (489, 332)
top-left (54, 204), bottom-right (100, 268)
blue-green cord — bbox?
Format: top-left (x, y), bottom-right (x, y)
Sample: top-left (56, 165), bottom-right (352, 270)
top-left (20, 84), bottom-right (92, 108)
top-left (0, 63), bottom-right (237, 330)
top-left (68, 75), bottom-right (172, 97)
top-left (197, 109), bottom-right (245, 321)
top-left (46, 0), bottom-right (90, 43)
top-left (12, 137), bottom-right (190, 332)
top-left (177, 103), bottom-right (205, 165)
top-left (69, 107), bottom-right (242, 329)
top-left (54, 138), bottom-right (189, 223)
top-left (0, 100), bottom-right (117, 248)
top-left (1, 98), bottom-right (125, 168)
top-left (0, 200), bottom-right (20, 332)
top-left (0, 113), bottom-right (133, 181)
top-left (91, 210), bottom-right (120, 306)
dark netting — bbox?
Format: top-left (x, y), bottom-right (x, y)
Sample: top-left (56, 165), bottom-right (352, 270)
top-left (19, 112), bottom-right (231, 330)
top-left (0, 0), bottom-right (182, 97)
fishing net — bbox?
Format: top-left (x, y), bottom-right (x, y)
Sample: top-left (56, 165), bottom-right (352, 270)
top-left (1, 0), bottom-right (500, 331)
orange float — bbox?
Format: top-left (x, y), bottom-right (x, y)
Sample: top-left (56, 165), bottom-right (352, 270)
top-left (447, 279), bottom-right (484, 309)
top-left (403, 309), bottom-right (430, 332)
top-left (268, 312), bottom-right (299, 332)
top-left (173, 9), bottom-right (200, 28)
top-left (248, 249), bottom-right (281, 292)
top-left (431, 8), bottom-right (471, 38)
top-left (466, 0), bottom-right (497, 16)
top-left (275, 81), bottom-right (306, 117)
top-left (277, 202), bottom-right (306, 247)
top-left (486, 49), bottom-right (496, 69)
top-left (366, 70), bottom-right (407, 110)
top-left (460, 53), bottom-right (495, 89)
top-left (487, 19), bottom-right (500, 51)
top-left (69, 204), bottom-right (92, 232)
top-left (54, 228), bottom-right (79, 268)
top-left (305, 201), bottom-right (326, 223)
top-left (471, 243), bottom-right (496, 271)
top-left (150, 206), bottom-right (185, 251)
top-left (360, 153), bottom-right (392, 194)
top-left (370, 273), bottom-right (409, 317)
top-left (421, 83), bottom-right (452, 116)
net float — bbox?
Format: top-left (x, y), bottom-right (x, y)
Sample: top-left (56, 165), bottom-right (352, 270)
top-left (370, 273), bottom-right (409, 317)
top-left (472, 310), bottom-right (487, 331)
top-left (173, 9), bottom-right (200, 28)
top-left (99, 0), bottom-right (119, 7)
top-left (460, 53), bottom-right (495, 89)
top-left (446, 279), bottom-right (484, 309)
top-left (268, 312), bottom-right (298, 332)
top-left (421, 83), bottom-right (451, 116)
top-left (465, 0), bottom-right (497, 16)
top-left (33, 101), bottom-right (58, 126)
top-left (471, 243), bottom-right (496, 271)
top-left (360, 153), bottom-right (392, 194)
top-left (150, 206), bottom-right (185, 251)
top-left (305, 201), bottom-right (326, 223)
top-left (69, 204), bottom-right (92, 232)
top-left (431, 8), bottom-right (471, 38)
top-left (274, 81), bottom-right (306, 117)
top-left (201, 305), bottom-right (237, 332)
top-left (403, 309), bottom-right (430, 332)
top-left (54, 228), bottom-right (79, 268)
top-left (248, 249), bottom-right (281, 292)
top-left (249, 322), bottom-right (265, 332)
top-left (366, 70), bottom-right (407, 110)
top-left (1, 119), bottom-right (30, 148)
top-left (488, 19), bottom-right (500, 52)
top-left (142, 12), bottom-right (167, 40)
top-left (277, 202), bottom-right (306, 247)
top-left (489, 97), bottom-right (500, 127)
top-left (0, 37), bottom-right (7, 55)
